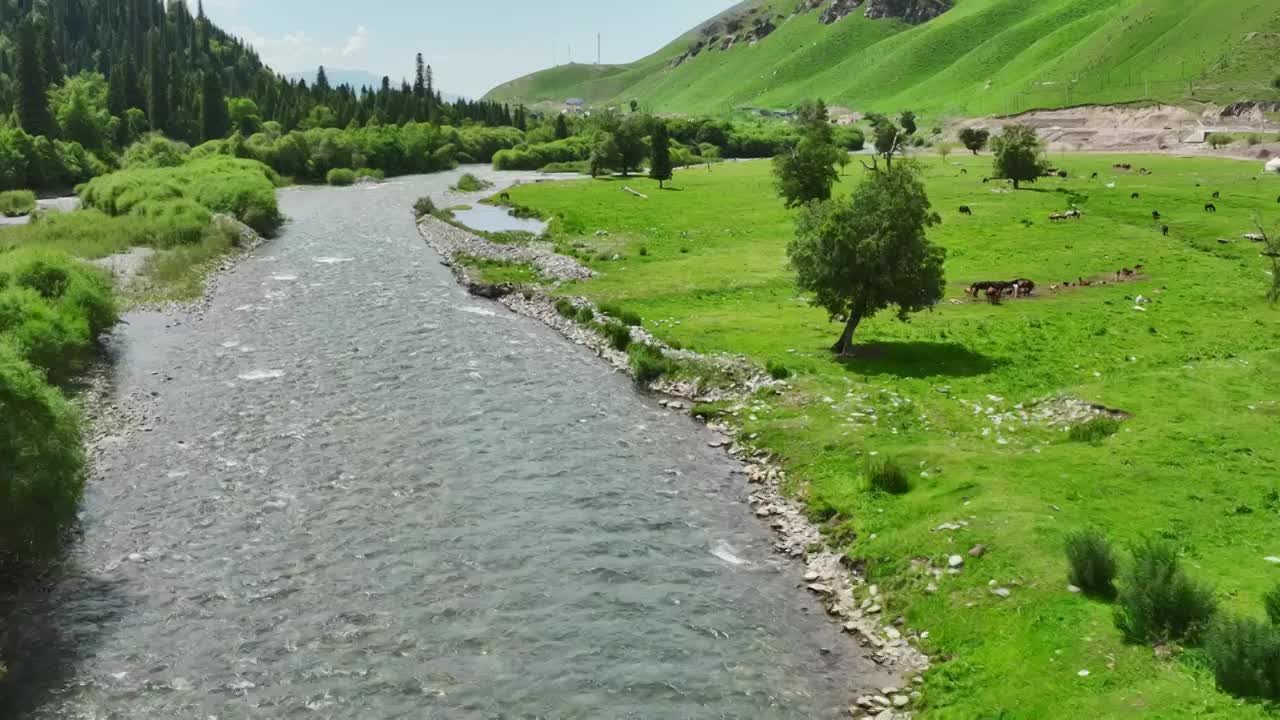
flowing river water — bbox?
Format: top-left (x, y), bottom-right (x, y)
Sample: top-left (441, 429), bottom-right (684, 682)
top-left (1, 168), bottom-right (887, 718)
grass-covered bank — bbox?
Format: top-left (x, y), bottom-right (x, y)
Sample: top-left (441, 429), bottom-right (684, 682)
top-left (504, 155), bottom-right (1280, 716)
top-left (0, 154), bottom-right (281, 571)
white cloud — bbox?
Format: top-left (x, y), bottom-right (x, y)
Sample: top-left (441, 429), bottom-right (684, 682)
top-left (342, 26), bottom-right (369, 57)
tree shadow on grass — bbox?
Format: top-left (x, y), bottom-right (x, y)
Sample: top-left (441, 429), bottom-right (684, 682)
top-left (831, 340), bottom-right (1000, 379)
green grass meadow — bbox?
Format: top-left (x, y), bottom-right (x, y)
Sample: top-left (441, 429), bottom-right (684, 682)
top-left (506, 154), bottom-right (1280, 717)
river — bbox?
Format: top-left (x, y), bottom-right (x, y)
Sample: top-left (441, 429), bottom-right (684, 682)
top-left (0, 167), bottom-right (886, 718)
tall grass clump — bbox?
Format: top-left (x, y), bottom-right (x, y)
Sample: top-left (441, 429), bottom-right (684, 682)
top-left (1208, 133), bottom-right (1235, 149)
top-left (1069, 416), bottom-right (1121, 443)
top-left (866, 457), bottom-right (910, 495)
top-left (452, 173), bottom-right (493, 192)
top-left (326, 168), bottom-right (357, 186)
top-left (0, 251), bottom-right (118, 380)
top-left (0, 341), bottom-right (86, 565)
top-left (1114, 540), bottom-right (1217, 644)
top-left (1264, 585), bottom-right (1280, 627)
top-left (1205, 615), bottom-right (1280, 700)
top-left (1065, 529), bottom-right (1118, 598)
top-left (766, 359), bottom-right (791, 380)
top-left (413, 196), bottom-right (437, 219)
top-left (79, 157), bottom-right (282, 236)
top-left (599, 321), bottom-right (631, 352)
top-left (354, 168), bottom-right (385, 181)
top-left (628, 343), bottom-right (679, 383)
top-left (0, 190), bottom-right (37, 217)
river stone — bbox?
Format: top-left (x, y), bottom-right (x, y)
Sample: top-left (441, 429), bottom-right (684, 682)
top-left (992, 587), bottom-right (1011, 598)
top-left (968, 544), bottom-right (987, 558)
top-left (893, 695), bottom-right (910, 707)
top-left (947, 554), bottom-right (964, 568)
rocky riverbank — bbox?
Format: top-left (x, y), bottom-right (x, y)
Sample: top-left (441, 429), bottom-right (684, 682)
top-left (417, 213), bottom-right (931, 717)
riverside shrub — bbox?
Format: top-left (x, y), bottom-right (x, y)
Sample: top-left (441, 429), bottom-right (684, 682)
top-left (628, 343), bottom-right (678, 383)
top-left (0, 341), bottom-right (86, 564)
top-left (1114, 540), bottom-right (1218, 644)
top-left (0, 190), bottom-right (37, 217)
top-left (867, 457), bottom-right (910, 495)
top-left (79, 157), bottom-right (282, 236)
top-left (1065, 529), bottom-right (1118, 598)
top-left (1205, 615), bottom-right (1280, 700)
top-left (326, 168), bottom-right (357, 186)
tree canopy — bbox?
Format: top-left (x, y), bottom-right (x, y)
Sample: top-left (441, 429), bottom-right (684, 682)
top-left (991, 123), bottom-right (1046, 189)
top-left (649, 119), bottom-right (673, 188)
top-left (959, 127), bottom-right (990, 155)
top-left (773, 99), bottom-right (842, 208)
top-left (787, 161), bottom-right (945, 354)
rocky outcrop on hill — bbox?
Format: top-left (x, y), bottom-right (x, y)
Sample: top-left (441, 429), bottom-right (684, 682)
top-left (814, 0), bottom-right (953, 25)
top-left (863, 0), bottom-right (952, 24)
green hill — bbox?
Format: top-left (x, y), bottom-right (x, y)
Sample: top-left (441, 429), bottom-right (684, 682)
top-left (485, 0), bottom-right (1280, 117)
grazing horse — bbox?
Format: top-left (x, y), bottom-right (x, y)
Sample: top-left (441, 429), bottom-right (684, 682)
top-left (1115, 268), bottom-right (1135, 281)
top-left (1204, 203), bottom-right (1217, 213)
top-left (1152, 210), bottom-right (1161, 221)
top-left (1049, 213), bottom-right (1067, 221)
top-left (1014, 279), bottom-right (1036, 296)
top-left (1065, 209), bottom-right (1081, 220)
top-left (960, 168), bottom-right (968, 175)
top-left (982, 177), bottom-right (990, 184)
top-left (1090, 172), bottom-right (1099, 179)
top-left (499, 192), bottom-right (511, 202)
top-left (1162, 225), bottom-right (1169, 236)
top-left (1131, 192), bottom-right (1141, 199)
top-left (1212, 191), bottom-right (1220, 199)
top-left (959, 206), bottom-right (973, 215)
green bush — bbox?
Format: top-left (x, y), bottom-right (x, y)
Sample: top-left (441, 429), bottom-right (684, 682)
top-left (766, 359), bottom-right (791, 380)
top-left (1065, 529), bottom-right (1118, 598)
top-left (1265, 585), bottom-right (1280, 626)
top-left (599, 321), bottom-right (631, 351)
top-left (121, 133), bottom-right (191, 169)
top-left (1208, 133), bottom-right (1235, 149)
top-left (629, 343), bottom-right (679, 383)
top-left (1114, 540), bottom-right (1218, 644)
top-left (1246, 134), bottom-right (1265, 147)
top-left (0, 190), bottom-right (37, 217)
top-left (575, 305), bottom-right (595, 324)
top-left (0, 250), bottom-right (118, 380)
top-left (413, 196), bottom-right (438, 219)
top-left (354, 168), bottom-right (385, 180)
top-left (326, 168), bottom-right (357, 186)
top-left (79, 157), bottom-right (282, 237)
top-left (540, 160), bottom-right (591, 174)
top-left (452, 173), bottom-right (493, 192)
top-left (867, 457), bottom-right (910, 495)
top-left (1205, 615), bottom-right (1280, 700)
top-left (1069, 416), bottom-right (1121, 443)
top-left (555, 298), bottom-right (578, 320)
top-left (0, 341), bottom-right (86, 563)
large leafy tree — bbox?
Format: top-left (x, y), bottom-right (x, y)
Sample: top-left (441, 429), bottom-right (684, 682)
top-left (50, 71), bottom-right (113, 150)
top-left (615, 113), bottom-right (651, 176)
top-left (959, 127), bottom-right (990, 155)
top-left (773, 99), bottom-right (842, 207)
top-left (649, 119), bottom-right (673, 189)
top-left (992, 123), bottom-right (1046, 189)
top-left (787, 161), bottom-right (945, 355)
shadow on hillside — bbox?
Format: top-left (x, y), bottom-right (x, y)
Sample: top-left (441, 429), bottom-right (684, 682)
top-left (832, 340), bottom-right (999, 379)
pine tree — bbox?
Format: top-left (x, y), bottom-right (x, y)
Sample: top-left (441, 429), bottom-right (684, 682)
top-left (197, 0), bottom-right (210, 54)
top-left (14, 16), bottom-right (56, 137)
top-left (201, 69), bottom-right (230, 141)
top-left (315, 66), bottom-right (330, 93)
top-left (108, 62), bottom-right (128, 116)
top-left (146, 30), bottom-right (169, 133)
top-left (124, 54), bottom-right (146, 111)
top-left (38, 17), bottom-right (65, 88)
top-left (649, 119), bottom-right (673, 189)
top-left (414, 54), bottom-right (426, 99)
top-left (554, 113), bottom-right (569, 140)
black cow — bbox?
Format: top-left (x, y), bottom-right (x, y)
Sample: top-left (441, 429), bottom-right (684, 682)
top-left (499, 192), bottom-right (511, 202)
top-left (1152, 210), bottom-right (1161, 221)
top-left (1131, 192), bottom-right (1140, 200)
top-left (1162, 225), bottom-right (1169, 236)
top-left (1090, 172), bottom-right (1098, 180)
top-left (959, 206), bottom-right (973, 216)
top-left (1212, 191), bottom-right (1220, 199)
top-left (1204, 203), bottom-right (1217, 213)
top-left (982, 177), bottom-right (990, 184)
top-left (960, 168), bottom-right (968, 175)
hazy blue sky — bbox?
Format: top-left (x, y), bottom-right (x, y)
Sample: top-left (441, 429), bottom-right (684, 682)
top-left (200, 0), bottom-right (738, 97)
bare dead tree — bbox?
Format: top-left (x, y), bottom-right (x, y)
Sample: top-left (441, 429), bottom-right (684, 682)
top-left (1253, 213), bottom-right (1280, 303)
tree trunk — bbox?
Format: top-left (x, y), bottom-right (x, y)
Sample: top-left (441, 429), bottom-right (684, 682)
top-left (831, 310), bottom-right (864, 355)
top-left (1013, 178), bottom-right (1020, 190)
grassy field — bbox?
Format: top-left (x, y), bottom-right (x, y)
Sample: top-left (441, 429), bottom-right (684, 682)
top-left (485, 0), bottom-right (1280, 118)
top-left (504, 155), bottom-right (1280, 717)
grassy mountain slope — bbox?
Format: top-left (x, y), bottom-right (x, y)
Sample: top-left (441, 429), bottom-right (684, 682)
top-left (485, 0), bottom-right (1280, 116)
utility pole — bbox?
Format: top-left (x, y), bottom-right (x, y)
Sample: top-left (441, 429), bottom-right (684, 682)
top-left (597, 34), bottom-right (601, 65)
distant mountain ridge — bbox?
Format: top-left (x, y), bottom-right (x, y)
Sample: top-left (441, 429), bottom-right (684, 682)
top-left (286, 68), bottom-right (464, 102)
top-left (483, 0), bottom-right (1280, 116)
